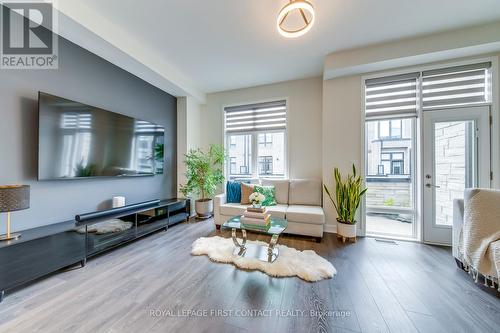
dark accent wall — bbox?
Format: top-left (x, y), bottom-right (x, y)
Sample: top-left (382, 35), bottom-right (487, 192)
top-left (0, 35), bottom-right (177, 231)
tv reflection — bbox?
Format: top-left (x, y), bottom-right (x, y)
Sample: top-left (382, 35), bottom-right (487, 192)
top-left (56, 112), bottom-right (165, 178)
top-left (56, 112), bottom-right (164, 178)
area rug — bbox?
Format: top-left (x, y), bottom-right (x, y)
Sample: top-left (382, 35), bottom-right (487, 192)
top-left (191, 236), bottom-right (336, 282)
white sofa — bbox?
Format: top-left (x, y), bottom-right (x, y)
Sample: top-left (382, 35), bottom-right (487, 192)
top-left (214, 179), bottom-right (325, 241)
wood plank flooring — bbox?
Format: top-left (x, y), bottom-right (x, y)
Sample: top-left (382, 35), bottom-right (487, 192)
top-left (0, 219), bottom-right (498, 333)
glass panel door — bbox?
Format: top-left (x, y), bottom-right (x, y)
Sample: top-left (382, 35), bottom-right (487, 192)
top-left (433, 121), bottom-right (475, 226)
top-left (423, 106), bottom-right (490, 245)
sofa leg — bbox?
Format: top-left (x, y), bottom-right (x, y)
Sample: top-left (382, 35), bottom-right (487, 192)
top-left (315, 237), bottom-right (322, 243)
top-left (454, 257), bottom-right (465, 270)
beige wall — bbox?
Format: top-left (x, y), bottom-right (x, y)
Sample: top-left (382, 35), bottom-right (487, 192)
top-left (322, 75), bottom-right (363, 231)
top-left (200, 77), bottom-right (323, 180)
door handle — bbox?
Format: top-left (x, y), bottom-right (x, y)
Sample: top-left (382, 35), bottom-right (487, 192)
top-left (425, 183), bottom-right (440, 188)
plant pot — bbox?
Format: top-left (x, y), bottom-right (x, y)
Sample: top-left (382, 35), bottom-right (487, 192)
top-left (195, 199), bottom-right (213, 219)
top-left (337, 219), bottom-right (357, 241)
top-left (252, 203), bottom-right (262, 209)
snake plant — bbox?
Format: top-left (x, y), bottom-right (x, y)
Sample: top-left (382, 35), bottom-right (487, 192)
top-left (324, 164), bottom-right (367, 225)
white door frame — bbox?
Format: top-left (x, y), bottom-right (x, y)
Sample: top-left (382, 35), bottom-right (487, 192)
top-left (422, 106), bottom-right (491, 245)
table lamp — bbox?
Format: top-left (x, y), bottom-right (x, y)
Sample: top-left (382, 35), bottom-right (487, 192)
top-left (0, 185), bottom-right (30, 241)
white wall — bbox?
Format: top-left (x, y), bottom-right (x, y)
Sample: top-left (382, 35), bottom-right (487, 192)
top-left (324, 21), bottom-right (500, 80)
top-left (200, 77), bottom-right (323, 180)
top-left (177, 96), bottom-right (203, 214)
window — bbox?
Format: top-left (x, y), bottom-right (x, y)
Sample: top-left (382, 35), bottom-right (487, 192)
top-left (365, 118), bottom-right (415, 238)
top-left (364, 61), bottom-right (492, 239)
top-left (259, 156), bottom-right (273, 175)
top-left (227, 134), bottom-right (252, 177)
top-left (259, 133), bottom-right (273, 147)
top-left (391, 161), bottom-right (403, 175)
top-left (380, 152), bottom-right (405, 175)
top-left (225, 100), bottom-right (287, 179)
top-left (379, 120), bottom-right (402, 139)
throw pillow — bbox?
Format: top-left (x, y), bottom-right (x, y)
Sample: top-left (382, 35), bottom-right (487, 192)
top-left (226, 181), bottom-right (243, 203)
top-left (240, 183), bottom-right (255, 204)
top-left (254, 185), bottom-right (277, 206)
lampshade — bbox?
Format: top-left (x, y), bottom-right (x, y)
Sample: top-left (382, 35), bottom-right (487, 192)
top-left (0, 185), bottom-right (30, 212)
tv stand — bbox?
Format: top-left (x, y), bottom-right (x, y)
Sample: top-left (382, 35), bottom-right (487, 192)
top-left (0, 198), bottom-right (190, 303)
top-left (78, 199), bottom-right (190, 257)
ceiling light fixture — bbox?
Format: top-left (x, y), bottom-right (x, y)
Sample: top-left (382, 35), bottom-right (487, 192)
top-left (277, 0), bottom-right (315, 38)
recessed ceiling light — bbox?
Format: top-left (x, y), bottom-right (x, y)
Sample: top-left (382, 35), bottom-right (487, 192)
top-left (277, 0), bottom-right (315, 38)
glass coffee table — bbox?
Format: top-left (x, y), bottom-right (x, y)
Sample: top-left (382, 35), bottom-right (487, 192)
top-left (222, 215), bottom-right (288, 263)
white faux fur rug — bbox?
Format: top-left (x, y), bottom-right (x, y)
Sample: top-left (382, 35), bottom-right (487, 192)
top-left (191, 236), bottom-right (336, 282)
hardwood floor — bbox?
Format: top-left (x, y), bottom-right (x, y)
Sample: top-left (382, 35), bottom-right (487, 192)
top-left (0, 219), bottom-right (498, 333)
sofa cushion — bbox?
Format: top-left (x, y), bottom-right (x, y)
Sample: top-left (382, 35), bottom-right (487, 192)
top-left (286, 205), bottom-right (325, 225)
top-left (254, 185), bottom-right (277, 206)
top-left (261, 179), bottom-right (290, 204)
top-left (288, 179), bottom-right (322, 206)
top-left (220, 203), bottom-right (247, 216)
top-left (265, 204), bottom-right (287, 219)
top-left (240, 183), bottom-right (255, 204)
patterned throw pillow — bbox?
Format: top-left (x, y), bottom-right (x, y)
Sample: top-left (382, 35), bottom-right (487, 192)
top-left (240, 183), bottom-right (255, 204)
top-left (254, 185), bottom-right (277, 206)
top-left (226, 181), bottom-right (243, 203)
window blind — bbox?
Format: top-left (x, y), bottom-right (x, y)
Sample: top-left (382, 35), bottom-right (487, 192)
top-left (422, 62), bottom-right (491, 109)
top-left (61, 113), bottom-right (92, 129)
top-left (365, 73), bottom-right (420, 119)
top-left (224, 100), bottom-right (287, 133)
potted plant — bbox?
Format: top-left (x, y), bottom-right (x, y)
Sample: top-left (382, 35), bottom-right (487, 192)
top-left (324, 164), bottom-right (367, 242)
top-left (180, 144), bottom-right (226, 218)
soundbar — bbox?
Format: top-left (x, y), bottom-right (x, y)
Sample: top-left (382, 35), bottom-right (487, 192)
top-left (75, 199), bottom-right (160, 223)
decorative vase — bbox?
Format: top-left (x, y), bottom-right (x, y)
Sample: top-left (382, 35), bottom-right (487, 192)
top-left (337, 219), bottom-right (357, 243)
top-left (195, 199), bottom-right (213, 219)
top-left (252, 203), bottom-right (262, 209)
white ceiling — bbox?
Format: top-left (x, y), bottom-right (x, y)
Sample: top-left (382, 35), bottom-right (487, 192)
top-left (60, 0), bottom-right (500, 94)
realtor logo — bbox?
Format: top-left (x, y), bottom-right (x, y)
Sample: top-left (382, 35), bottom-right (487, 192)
top-left (1, 1), bottom-right (58, 69)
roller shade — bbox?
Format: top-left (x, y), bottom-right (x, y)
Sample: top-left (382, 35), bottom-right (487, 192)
top-left (225, 100), bottom-right (287, 133)
top-left (365, 73), bottom-right (420, 119)
top-left (422, 62), bottom-right (491, 109)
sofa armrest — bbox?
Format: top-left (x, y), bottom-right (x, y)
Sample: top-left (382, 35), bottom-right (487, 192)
top-left (213, 193), bottom-right (226, 226)
top-left (214, 193), bottom-right (226, 210)
top-left (215, 193), bottom-right (226, 205)
top-left (452, 198), bottom-right (464, 259)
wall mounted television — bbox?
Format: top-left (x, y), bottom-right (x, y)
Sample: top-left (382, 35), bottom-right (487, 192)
top-left (38, 92), bottom-right (165, 180)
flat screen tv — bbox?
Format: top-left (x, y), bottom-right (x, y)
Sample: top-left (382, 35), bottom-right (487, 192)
top-left (38, 92), bottom-right (165, 180)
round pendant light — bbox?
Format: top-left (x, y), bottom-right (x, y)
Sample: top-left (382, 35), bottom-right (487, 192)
top-left (277, 0), bottom-right (315, 38)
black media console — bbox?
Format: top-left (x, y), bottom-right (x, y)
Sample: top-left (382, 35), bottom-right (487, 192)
top-left (0, 198), bottom-right (190, 302)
